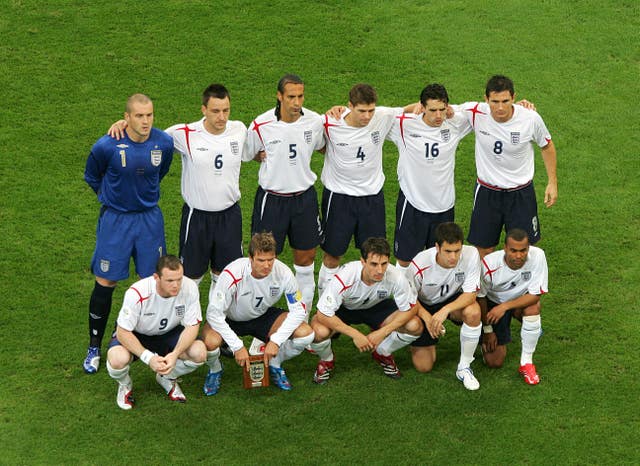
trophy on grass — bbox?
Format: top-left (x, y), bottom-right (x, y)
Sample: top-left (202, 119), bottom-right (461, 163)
top-left (243, 337), bottom-right (269, 389)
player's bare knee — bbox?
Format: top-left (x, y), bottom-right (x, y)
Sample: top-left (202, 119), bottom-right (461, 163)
top-left (202, 325), bottom-right (222, 350)
top-left (411, 347), bottom-right (436, 373)
top-left (107, 346), bottom-right (130, 369)
top-left (463, 302), bottom-right (481, 326)
top-left (293, 322), bottom-right (314, 338)
top-left (523, 301), bottom-right (541, 316)
top-left (403, 316), bottom-right (424, 336)
top-left (189, 340), bottom-right (207, 363)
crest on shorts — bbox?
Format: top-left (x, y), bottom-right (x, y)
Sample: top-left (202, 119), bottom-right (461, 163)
top-left (150, 150), bottom-right (162, 166)
top-left (175, 304), bottom-right (185, 317)
top-left (371, 131), bottom-right (380, 145)
top-left (521, 271), bottom-right (531, 281)
top-left (270, 286), bottom-right (279, 297)
top-left (510, 132), bottom-right (520, 144)
top-left (304, 130), bottom-right (312, 144)
top-left (532, 216), bottom-right (539, 236)
top-left (455, 272), bottom-right (465, 283)
top-left (230, 141), bottom-right (239, 156)
top-left (440, 129), bottom-right (450, 142)
top-left (377, 290), bottom-right (389, 300)
top-left (100, 259), bottom-right (110, 273)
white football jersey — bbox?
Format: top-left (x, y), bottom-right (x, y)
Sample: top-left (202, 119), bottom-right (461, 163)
top-left (388, 108), bottom-right (472, 213)
top-left (321, 106), bottom-right (402, 196)
top-left (117, 276), bottom-right (202, 336)
top-left (409, 245), bottom-right (481, 305)
top-left (317, 261), bottom-right (416, 317)
top-left (461, 102), bottom-right (552, 189)
top-left (165, 119), bottom-right (247, 211)
top-left (206, 257), bottom-right (306, 351)
top-left (244, 107), bottom-right (324, 193)
top-left (478, 246), bottom-right (549, 303)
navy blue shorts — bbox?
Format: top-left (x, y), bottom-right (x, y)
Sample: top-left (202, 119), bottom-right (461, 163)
top-left (251, 186), bottom-right (320, 254)
top-left (412, 293), bottom-right (463, 347)
top-left (467, 182), bottom-right (540, 248)
top-left (179, 202), bottom-right (243, 278)
top-left (91, 206), bottom-right (166, 281)
top-left (109, 325), bottom-right (184, 357)
top-left (334, 299), bottom-right (398, 329)
top-left (394, 190), bottom-right (455, 262)
top-left (321, 188), bottom-right (386, 257)
top-left (485, 299), bottom-right (516, 346)
top-left (226, 307), bottom-right (286, 343)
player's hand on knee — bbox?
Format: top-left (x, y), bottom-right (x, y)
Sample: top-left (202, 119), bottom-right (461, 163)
top-left (482, 332), bottom-right (497, 353)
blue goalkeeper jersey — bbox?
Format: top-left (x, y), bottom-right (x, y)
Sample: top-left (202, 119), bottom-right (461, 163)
top-left (84, 128), bottom-right (174, 212)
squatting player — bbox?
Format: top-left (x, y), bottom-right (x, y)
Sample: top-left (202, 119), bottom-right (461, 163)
top-left (408, 222), bottom-right (482, 390)
top-left (310, 237), bottom-right (423, 383)
top-left (461, 75), bottom-right (558, 258)
top-left (479, 228), bottom-right (548, 385)
top-left (83, 94), bottom-right (173, 374)
top-left (201, 232), bottom-right (314, 394)
top-left (106, 255), bottom-right (206, 410)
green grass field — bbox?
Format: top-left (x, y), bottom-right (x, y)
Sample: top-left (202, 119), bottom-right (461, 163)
top-left (1, 1), bottom-right (639, 464)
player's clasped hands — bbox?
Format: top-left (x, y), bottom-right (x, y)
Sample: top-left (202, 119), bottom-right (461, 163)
top-left (427, 309), bottom-right (448, 339)
top-left (353, 333), bottom-right (375, 352)
top-left (149, 354), bottom-right (172, 375)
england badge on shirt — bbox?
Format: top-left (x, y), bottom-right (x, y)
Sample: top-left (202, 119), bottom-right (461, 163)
top-left (521, 271), bottom-right (531, 281)
top-left (230, 141), bottom-right (239, 156)
top-left (440, 129), bottom-right (450, 142)
top-left (510, 132), bottom-right (520, 144)
top-left (150, 150), bottom-right (162, 166)
top-left (377, 289), bottom-right (389, 300)
top-left (371, 131), bottom-right (380, 145)
top-left (175, 304), bottom-right (185, 317)
top-left (455, 272), bottom-right (465, 283)
top-left (304, 130), bottom-right (312, 144)
top-left (270, 286), bottom-right (279, 297)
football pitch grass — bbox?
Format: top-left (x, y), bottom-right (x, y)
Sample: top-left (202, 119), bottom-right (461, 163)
top-left (1, 1), bottom-right (638, 464)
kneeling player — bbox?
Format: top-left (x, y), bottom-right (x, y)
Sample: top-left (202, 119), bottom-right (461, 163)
top-left (106, 255), bottom-right (206, 410)
top-left (407, 223), bottom-right (482, 390)
top-left (310, 237), bottom-right (423, 383)
top-left (479, 229), bottom-right (548, 385)
top-left (201, 232), bottom-right (314, 394)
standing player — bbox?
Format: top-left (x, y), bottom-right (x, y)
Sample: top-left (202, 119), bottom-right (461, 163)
top-left (243, 74), bottom-right (325, 312)
top-left (408, 222), bottom-right (482, 390)
top-left (310, 237), bottom-right (423, 384)
top-left (318, 84), bottom-right (405, 295)
top-left (106, 255), bottom-right (206, 410)
top-left (478, 228), bottom-right (548, 385)
top-left (387, 84), bottom-right (472, 271)
top-left (461, 75), bottom-right (558, 258)
top-left (201, 232), bottom-right (314, 394)
top-left (108, 84), bottom-right (248, 287)
top-left (83, 94), bottom-right (174, 374)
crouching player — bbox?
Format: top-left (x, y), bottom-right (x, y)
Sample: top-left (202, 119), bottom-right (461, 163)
top-left (408, 222), bottom-right (482, 390)
top-left (310, 237), bottom-right (423, 383)
top-left (479, 228), bottom-right (548, 385)
top-left (201, 232), bottom-right (314, 394)
top-left (106, 255), bottom-right (206, 410)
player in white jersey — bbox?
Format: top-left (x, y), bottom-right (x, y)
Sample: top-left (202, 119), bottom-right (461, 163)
top-left (310, 238), bottom-right (423, 383)
top-left (387, 84), bottom-right (473, 270)
top-left (106, 256), bottom-right (206, 410)
top-left (408, 223), bottom-right (482, 390)
top-left (478, 229), bottom-right (548, 385)
top-left (461, 75), bottom-right (558, 258)
top-left (201, 232), bottom-right (314, 394)
top-left (318, 84), bottom-right (405, 296)
top-left (243, 74), bottom-right (325, 313)
top-left (108, 84), bottom-right (248, 285)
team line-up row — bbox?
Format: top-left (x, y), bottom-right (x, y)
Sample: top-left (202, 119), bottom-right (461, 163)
top-left (82, 74), bottom-right (556, 409)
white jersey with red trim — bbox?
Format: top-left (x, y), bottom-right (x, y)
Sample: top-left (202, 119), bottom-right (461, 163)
top-left (206, 257), bottom-right (306, 351)
top-left (321, 106), bottom-right (402, 196)
top-left (244, 107), bottom-right (324, 193)
top-left (317, 261), bottom-right (416, 316)
top-left (409, 245), bottom-right (481, 305)
top-left (461, 102), bottom-right (552, 189)
top-left (117, 276), bottom-right (202, 336)
top-left (388, 108), bottom-right (472, 212)
top-left (165, 119), bottom-right (247, 212)
top-left (478, 246), bottom-right (548, 303)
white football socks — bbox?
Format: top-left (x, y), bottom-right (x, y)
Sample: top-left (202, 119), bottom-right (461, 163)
top-left (294, 263), bottom-right (315, 317)
top-left (310, 339), bottom-right (334, 361)
top-left (206, 348), bottom-right (222, 372)
top-left (376, 331), bottom-right (419, 356)
top-left (521, 315), bottom-right (541, 365)
top-left (458, 322), bottom-right (481, 370)
top-left (270, 333), bottom-right (315, 368)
